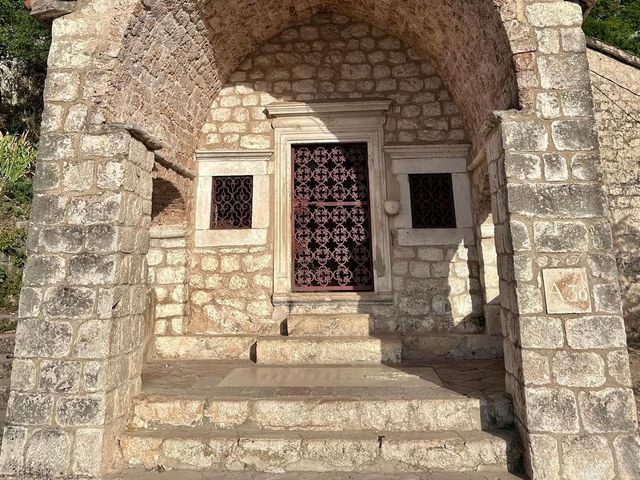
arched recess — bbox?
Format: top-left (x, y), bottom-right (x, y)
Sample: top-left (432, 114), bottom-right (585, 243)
top-left (106, 0), bottom-right (520, 169)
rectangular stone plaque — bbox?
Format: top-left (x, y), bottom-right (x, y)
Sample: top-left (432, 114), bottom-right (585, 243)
top-left (542, 268), bottom-right (591, 314)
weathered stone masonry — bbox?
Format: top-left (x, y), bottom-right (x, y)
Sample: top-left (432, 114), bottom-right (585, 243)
top-left (589, 46), bottom-right (640, 342)
top-left (0, 0), bottom-right (637, 478)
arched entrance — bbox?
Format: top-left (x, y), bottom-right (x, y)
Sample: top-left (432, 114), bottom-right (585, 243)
top-left (1, 0), bottom-right (637, 478)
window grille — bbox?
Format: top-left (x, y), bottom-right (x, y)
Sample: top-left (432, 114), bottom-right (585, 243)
top-left (210, 175), bottom-right (253, 229)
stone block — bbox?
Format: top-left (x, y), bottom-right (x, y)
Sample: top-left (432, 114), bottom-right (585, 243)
top-left (38, 133), bottom-right (75, 162)
top-left (40, 226), bottom-right (84, 253)
top-left (542, 153), bottom-right (568, 181)
top-left (40, 360), bottom-right (81, 393)
top-left (85, 224), bottom-right (119, 252)
top-left (504, 153), bottom-right (541, 180)
top-left (579, 388), bottom-right (637, 433)
top-left (56, 395), bottom-right (106, 426)
top-left (44, 286), bottom-right (95, 318)
top-left (14, 318), bottom-right (72, 358)
top-left (25, 429), bottom-right (70, 478)
top-left (565, 315), bottom-right (626, 349)
top-left (536, 92), bottom-right (560, 119)
top-left (593, 283), bottom-right (622, 313)
top-left (614, 434), bottom-right (640, 480)
top-left (525, 387), bottom-right (579, 433)
top-left (31, 193), bottom-right (67, 224)
top-left (539, 54), bottom-right (590, 90)
top-left (502, 120), bottom-right (548, 152)
top-left (561, 435), bottom-right (615, 480)
top-left (552, 119), bottom-right (598, 151)
top-left (72, 428), bottom-right (104, 476)
top-left (589, 221), bottom-right (613, 251)
top-left (519, 316), bottom-right (564, 349)
top-left (80, 132), bottom-right (130, 156)
top-left (10, 359), bottom-right (36, 391)
top-left (44, 71), bottom-right (80, 101)
top-left (73, 320), bottom-right (111, 358)
top-left (7, 392), bottom-right (54, 425)
top-left (607, 350), bottom-right (632, 386)
top-left (507, 183), bottom-right (606, 218)
top-left (588, 254), bottom-right (618, 280)
top-left (533, 221), bottom-right (588, 252)
top-left (0, 426), bottom-right (27, 474)
top-left (62, 161), bottom-right (94, 191)
top-left (67, 194), bottom-right (123, 225)
top-left (521, 350), bottom-right (550, 385)
top-left (527, 434), bottom-right (559, 479)
top-left (552, 351), bottom-right (605, 387)
top-left (525, 2), bottom-right (582, 27)
top-left (69, 253), bottom-right (118, 285)
top-left (22, 255), bottom-right (66, 286)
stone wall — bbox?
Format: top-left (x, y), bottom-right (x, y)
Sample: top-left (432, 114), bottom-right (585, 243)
top-left (147, 226), bottom-right (189, 353)
top-left (188, 15), bottom-right (483, 342)
top-left (201, 14), bottom-right (466, 149)
top-left (589, 47), bottom-right (640, 342)
top-left (387, 244), bottom-right (483, 334)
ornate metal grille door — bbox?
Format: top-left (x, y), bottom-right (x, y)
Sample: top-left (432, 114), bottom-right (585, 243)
top-left (292, 143), bottom-right (374, 292)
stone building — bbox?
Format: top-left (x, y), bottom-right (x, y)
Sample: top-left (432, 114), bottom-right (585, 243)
top-left (1, 0), bottom-right (639, 479)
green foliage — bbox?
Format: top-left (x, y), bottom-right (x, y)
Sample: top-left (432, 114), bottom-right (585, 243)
top-left (584, 0), bottom-right (640, 56)
top-left (0, 0), bottom-right (51, 138)
top-left (0, 264), bottom-right (22, 313)
top-left (0, 132), bottom-right (35, 312)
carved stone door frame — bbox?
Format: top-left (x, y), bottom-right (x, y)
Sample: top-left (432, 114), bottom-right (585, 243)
top-left (265, 100), bottom-right (393, 302)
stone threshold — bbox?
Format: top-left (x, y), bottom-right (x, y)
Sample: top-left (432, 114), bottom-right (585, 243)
top-left (272, 292), bottom-right (394, 305)
top-left (107, 469), bottom-right (527, 479)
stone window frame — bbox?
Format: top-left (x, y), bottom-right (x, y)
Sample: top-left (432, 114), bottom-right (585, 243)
top-left (386, 144), bottom-right (473, 246)
top-left (195, 150), bottom-right (272, 247)
top-left (265, 100), bottom-right (394, 301)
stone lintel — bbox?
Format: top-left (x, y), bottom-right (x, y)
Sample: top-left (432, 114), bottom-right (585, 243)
top-left (30, 0), bottom-right (76, 24)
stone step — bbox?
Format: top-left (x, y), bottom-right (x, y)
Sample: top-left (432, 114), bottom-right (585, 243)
top-left (120, 428), bottom-right (521, 473)
top-left (152, 334), bottom-right (503, 362)
top-left (402, 334), bottom-right (503, 362)
top-left (130, 394), bottom-right (513, 432)
top-left (256, 336), bottom-right (402, 365)
top-left (108, 468), bottom-right (526, 479)
top-left (286, 314), bottom-right (371, 337)
top-left (153, 335), bottom-right (256, 360)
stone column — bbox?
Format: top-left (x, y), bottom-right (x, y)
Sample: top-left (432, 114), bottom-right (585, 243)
top-left (0, 3), bottom-right (155, 476)
top-left (0, 128), bottom-right (154, 477)
top-left (488, 2), bottom-right (640, 478)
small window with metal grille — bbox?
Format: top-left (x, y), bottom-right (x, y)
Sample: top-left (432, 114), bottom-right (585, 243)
top-left (408, 173), bottom-right (457, 229)
top-left (210, 175), bottom-right (253, 230)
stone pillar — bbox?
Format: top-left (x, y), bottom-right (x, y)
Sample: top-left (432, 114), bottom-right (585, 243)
top-left (487, 2), bottom-right (640, 478)
top-left (0, 127), bottom-right (154, 477)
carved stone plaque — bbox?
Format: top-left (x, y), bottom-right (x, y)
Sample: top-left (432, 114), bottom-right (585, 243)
top-left (542, 268), bottom-right (592, 314)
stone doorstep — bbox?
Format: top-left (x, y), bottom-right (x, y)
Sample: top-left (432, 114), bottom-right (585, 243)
top-left (286, 314), bottom-right (372, 337)
top-left (130, 394), bottom-right (513, 432)
top-left (107, 470), bottom-right (527, 480)
top-left (119, 428), bottom-right (522, 473)
top-left (256, 336), bottom-right (403, 365)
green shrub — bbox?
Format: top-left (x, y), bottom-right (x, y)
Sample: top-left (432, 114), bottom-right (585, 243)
top-left (0, 132), bottom-right (35, 312)
top-left (584, 0), bottom-right (640, 57)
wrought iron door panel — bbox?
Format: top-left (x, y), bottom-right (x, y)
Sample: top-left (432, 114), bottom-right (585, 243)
top-left (292, 143), bottom-right (374, 292)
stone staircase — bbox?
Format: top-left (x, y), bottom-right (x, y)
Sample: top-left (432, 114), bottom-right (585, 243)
top-left (116, 310), bottom-right (523, 477)
top-left (256, 313), bottom-right (402, 364)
